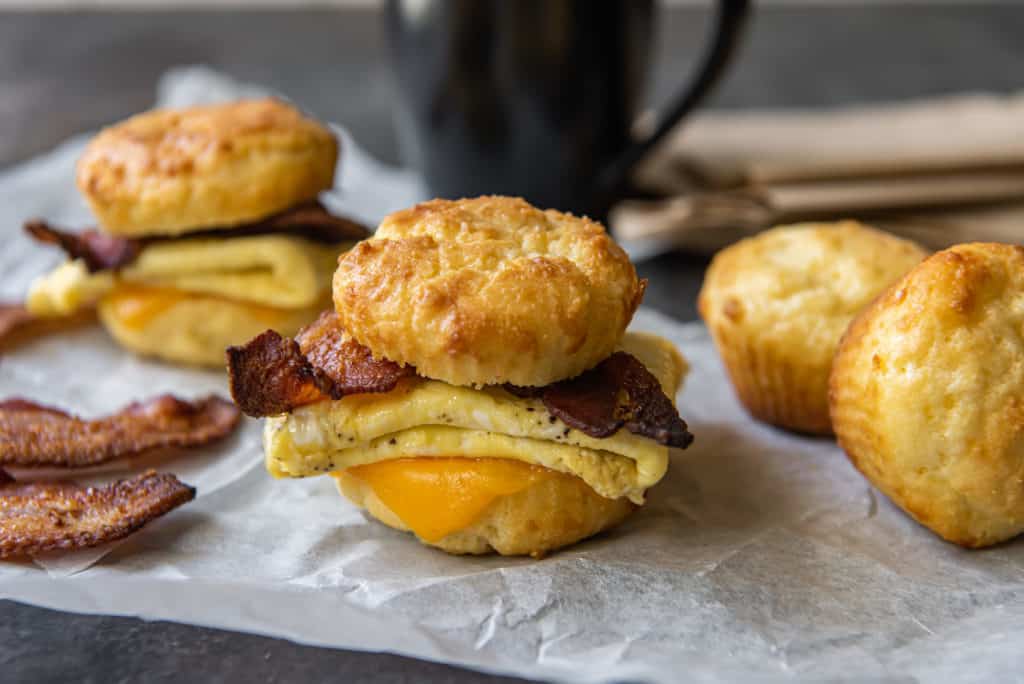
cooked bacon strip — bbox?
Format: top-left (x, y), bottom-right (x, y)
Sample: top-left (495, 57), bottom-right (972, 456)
top-left (178, 202), bottom-right (371, 244)
top-left (227, 330), bottom-right (337, 417)
top-left (229, 313), bottom-right (690, 444)
top-left (507, 352), bottom-right (693, 448)
top-left (24, 202), bottom-right (370, 273)
top-left (295, 311), bottom-right (414, 394)
top-left (24, 221), bottom-right (141, 272)
top-left (0, 469), bottom-right (194, 558)
top-left (248, 202), bottom-right (370, 243)
top-left (227, 311), bottom-right (414, 417)
top-left (0, 395), bottom-right (240, 468)
top-left (0, 303), bottom-right (35, 345)
top-left (0, 303), bottom-right (95, 352)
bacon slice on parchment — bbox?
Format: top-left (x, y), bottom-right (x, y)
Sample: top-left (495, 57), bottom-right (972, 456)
top-left (0, 469), bottom-right (194, 558)
top-left (0, 395), bottom-right (241, 468)
top-left (24, 202), bottom-right (370, 273)
top-left (0, 303), bottom-right (97, 352)
top-left (227, 311), bottom-right (413, 417)
top-left (0, 303), bottom-right (35, 345)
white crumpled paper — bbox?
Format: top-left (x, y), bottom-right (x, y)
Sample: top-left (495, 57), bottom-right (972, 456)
top-left (2, 67), bottom-right (1024, 683)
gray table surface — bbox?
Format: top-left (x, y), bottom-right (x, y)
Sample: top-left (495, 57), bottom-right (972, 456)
top-left (2, 5), bottom-right (1022, 683)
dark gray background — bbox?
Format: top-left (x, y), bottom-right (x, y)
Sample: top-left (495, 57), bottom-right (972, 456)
top-left (2, 5), bottom-right (1022, 683)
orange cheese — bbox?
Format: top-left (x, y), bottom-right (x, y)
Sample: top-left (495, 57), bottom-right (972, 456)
top-left (345, 457), bottom-right (563, 542)
top-left (103, 285), bottom-right (188, 331)
top-left (102, 284), bottom-right (302, 331)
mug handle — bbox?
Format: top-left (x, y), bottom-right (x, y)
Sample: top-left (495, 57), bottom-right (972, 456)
top-left (594, 0), bottom-right (751, 212)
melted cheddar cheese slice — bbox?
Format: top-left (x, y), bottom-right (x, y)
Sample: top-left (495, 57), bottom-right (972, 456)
top-left (101, 284), bottom-right (322, 332)
top-left (264, 331), bottom-right (688, 505)
top-left (344, 457), bottom-right (561, 542)
top-left (26, 234), bottom-right (346, 317)
top-left (94, 285), bottom-right (333, 367)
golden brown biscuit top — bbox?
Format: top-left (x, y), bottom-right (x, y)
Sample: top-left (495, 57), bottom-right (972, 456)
top-left (333, 196), bottom-right (645, 387)
top-left (76, 98), bottom-right (338, 236)
top-left (78, 99), bottom-right (331, 186)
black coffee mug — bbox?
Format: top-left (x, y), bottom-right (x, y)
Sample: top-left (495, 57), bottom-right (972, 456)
top-left (387, 0), bottom-right (749, 218)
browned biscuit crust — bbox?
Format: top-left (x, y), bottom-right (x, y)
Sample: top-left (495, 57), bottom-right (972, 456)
top-left (333, 196), bottom-right (645, 387)
top-left (77, 98), bottom-right (337, 236)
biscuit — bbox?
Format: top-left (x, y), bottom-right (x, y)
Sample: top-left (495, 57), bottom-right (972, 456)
top-left (830, 243), bottom-right (1024, 548)
top-left (77, 98), bottom-right (337, 237)
top-left (333, 196), bottom-right (645, 387)
top-left (99, 287), bottom-right (332, 367)
top-left (698, 221), bottom-right (927, 434)
top-left (334, 467), bottom-right (636, 556)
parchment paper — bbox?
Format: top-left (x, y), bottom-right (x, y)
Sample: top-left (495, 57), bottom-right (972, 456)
top-left (2, 67), bottom-right (1023, 683)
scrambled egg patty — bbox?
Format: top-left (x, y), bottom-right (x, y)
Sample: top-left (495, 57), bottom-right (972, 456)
top-left (264, 332), bottom-right (688, 504)
top-left (26, 234), bottom-right (344, 316)
top-left (26, 234), bottom-right (351, 366)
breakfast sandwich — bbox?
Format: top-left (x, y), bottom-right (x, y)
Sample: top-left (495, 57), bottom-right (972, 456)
top-left (228, 196), bottom-right (693, 557)
top-left (23, 98), bottom-right (368, 366)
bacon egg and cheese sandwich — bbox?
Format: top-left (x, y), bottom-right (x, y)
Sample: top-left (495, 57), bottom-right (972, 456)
top-left (228, 196), bottom-right (693, 556)
top-left (23, 98), bottom-right (368, 366)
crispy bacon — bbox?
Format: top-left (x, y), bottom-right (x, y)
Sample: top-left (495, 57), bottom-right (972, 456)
top-left (295, 311), bottom-right (414, 394)
top-left (247, 202), bottom-right (370, 243)
top-left (229, 313), bottom-right (690, 445)
top-left (24, 202), bottom-right (370, 273)
top-left (227, 312), bottom-right (414, 417)
top-left (24, 221), bottom-right (140, 272)
top-left (0, 469), bottom-right (195, 558)
top-left (0, 303), bottom-right (35, 345)
top-left (544, 353), bottom-right (693, 447)
top-left (226, 330), bottom-right (337, 417)
top-left (0, 395), bottom-right (240, 468)
top-left (507, 352), bottom-right (693, 448)
top-left (0, 303), bottom-right (96, 352)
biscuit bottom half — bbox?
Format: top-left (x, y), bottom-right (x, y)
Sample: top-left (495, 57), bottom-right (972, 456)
top-left (333, 457), bottom-right (636, 557)
top-left (99, 285), bottom-right (331, 367)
